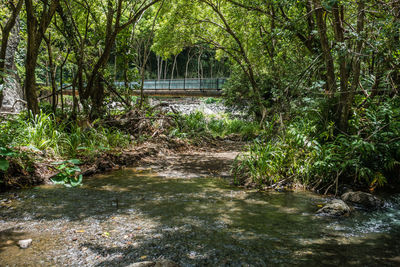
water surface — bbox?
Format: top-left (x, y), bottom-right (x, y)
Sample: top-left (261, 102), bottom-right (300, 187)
top-left (1, 169), bottom-right (400, 266)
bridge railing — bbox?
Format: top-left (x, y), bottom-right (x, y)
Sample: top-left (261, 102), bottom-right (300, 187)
top-left (116, 78), bottom-right (226, 91)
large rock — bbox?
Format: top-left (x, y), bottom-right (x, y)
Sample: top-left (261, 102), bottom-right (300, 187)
top-left (341, 191), bottom-right (384, 210)
top-left (317, 199), bottom-right (351, 217)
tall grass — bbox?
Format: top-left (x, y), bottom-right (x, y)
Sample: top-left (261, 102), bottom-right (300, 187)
top-left (1, 111), bottom-right (130, 159)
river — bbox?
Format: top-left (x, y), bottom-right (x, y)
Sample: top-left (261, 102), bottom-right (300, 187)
top-left (1, 167), bottom-right (400, 266)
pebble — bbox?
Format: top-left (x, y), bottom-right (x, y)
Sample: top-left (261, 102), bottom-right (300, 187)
top-left (18, 239), bottom-right (33, 249)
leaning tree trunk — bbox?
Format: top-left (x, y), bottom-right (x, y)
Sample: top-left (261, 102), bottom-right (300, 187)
top-left (0, 0), bottom-right (24, 110)
top-left (0, 19), bottom-right (24, 111)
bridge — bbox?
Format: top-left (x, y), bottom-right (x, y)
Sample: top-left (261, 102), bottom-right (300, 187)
top-left (62, 78), bottom-right (226, 97)
top-left (117, 78), bottom-right (226, 97)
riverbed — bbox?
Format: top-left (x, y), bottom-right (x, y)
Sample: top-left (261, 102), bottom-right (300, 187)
top-left (1, 155), bottom-right (400, 266)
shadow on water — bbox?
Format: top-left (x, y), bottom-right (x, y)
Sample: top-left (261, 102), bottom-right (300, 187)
top-left (1, 168), bottom-right (400, 266)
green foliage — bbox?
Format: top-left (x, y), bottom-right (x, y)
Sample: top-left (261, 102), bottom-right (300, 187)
top-left (234, 97), bottom-right (400, 191)
top-left (51, 159), bottom-right (83, 187)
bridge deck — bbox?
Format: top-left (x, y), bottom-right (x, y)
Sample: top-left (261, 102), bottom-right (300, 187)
top-left (118, 78), bottom-right (226, 97)
top-left (64, 78), bottom-right (226, 97)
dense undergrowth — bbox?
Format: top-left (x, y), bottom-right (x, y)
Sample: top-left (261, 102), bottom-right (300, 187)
top-left (233, 96), bottom-right (400, 193)
top-left (0, 111), bottom-right (130, 159)
top-left (2, 96), bottom-right (399, 194)
top-left (170, 111), bottom-right (260, 141)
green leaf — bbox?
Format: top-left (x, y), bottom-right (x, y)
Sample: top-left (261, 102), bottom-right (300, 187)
top-left (51, 174), bottom-right (67, 185)
top-left (67, 159), bottom-right (82, 165)
top-left (70, 174), bottom-right (83, 187)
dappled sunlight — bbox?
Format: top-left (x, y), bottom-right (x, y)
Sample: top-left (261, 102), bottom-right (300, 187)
top-left (1, 169), bottom-right (400, 265)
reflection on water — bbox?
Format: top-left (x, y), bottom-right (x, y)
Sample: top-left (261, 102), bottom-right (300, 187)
top-left (1, 168), bottom-right (400, 266)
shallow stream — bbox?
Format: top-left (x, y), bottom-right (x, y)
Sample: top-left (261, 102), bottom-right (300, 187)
top-left (1, 168), bottom-right (400, 266)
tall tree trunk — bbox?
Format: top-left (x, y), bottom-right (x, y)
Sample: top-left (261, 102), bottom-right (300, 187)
top-left (25, 51), bottom-right (40, 115)
top-left (25, 6), bottom-right (40, 116)
top-left (60, 50), bottom-right (69, 115)
top-left (185, 48), bottom-right (193, 78)
top-left (197, 49), bottom-right (203, 79)
top-left (313, 0), bottom-right (336, 95)
top-left (171, 54), bottom-right (177, 80)
top-left (164, 59), bottom-right (168, 79)
top-left (338, 1), bottom-right (365, 131)
top-left (71, 69), bottom-right (79, 118)
top-left (45, 34), bottom-right (58, 114)
top-left (332, 3), bottom-right (349, 107)
top-left (157, 56), bottom-right (162, 80)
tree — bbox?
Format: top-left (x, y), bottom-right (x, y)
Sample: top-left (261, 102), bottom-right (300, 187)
top-left (56, 0), bottom-right (160, 118)
top-left (25, 0), bottom-right (59, 115)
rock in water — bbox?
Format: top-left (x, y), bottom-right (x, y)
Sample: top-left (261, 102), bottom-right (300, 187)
top-left (128, 260), bottom-right (180, 267)
top-left (341, 191), bottom-right (384, 210)
top-left (128, 262), bottom-right (155, 267)
top-left (18, 239), bottom-right (32, 249)
top-left (317, 199), bottom-right (351, 217)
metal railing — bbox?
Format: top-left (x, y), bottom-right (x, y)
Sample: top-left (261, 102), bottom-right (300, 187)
top-left (116, 78), bottom-right (226, 91)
